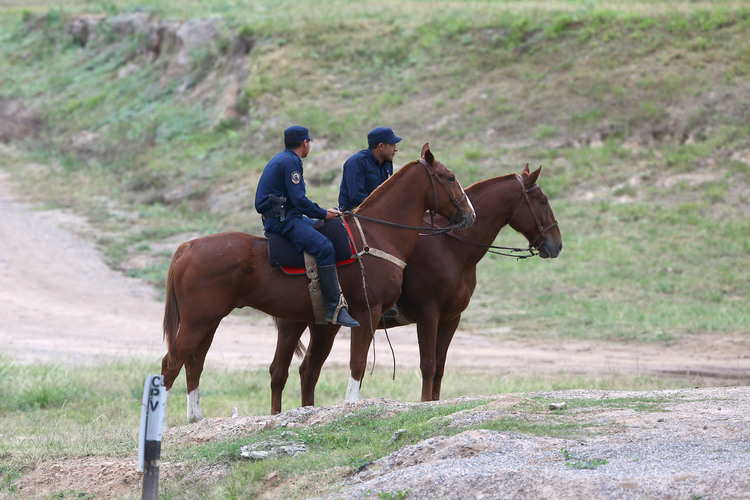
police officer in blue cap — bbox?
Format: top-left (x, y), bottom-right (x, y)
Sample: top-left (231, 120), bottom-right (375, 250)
top-left (338, 126), bottom-right (403, 319)
top-left (255, 125), bottom-right (360, 327)
top-left (338, 126), bottom-right (402, 212)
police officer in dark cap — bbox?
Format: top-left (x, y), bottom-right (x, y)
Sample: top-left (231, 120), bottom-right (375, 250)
top-left (338, 126), bottom-right (402, 212)
top-left (338, 126), bottom-right (402, 319)
top-left (255, 125), bottom-right (360, 327)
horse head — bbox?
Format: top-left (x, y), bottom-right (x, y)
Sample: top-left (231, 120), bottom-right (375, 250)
top-left (509, 164), bottom-right (562, 259)
top-left (419, 143), bottom-right (476, 229)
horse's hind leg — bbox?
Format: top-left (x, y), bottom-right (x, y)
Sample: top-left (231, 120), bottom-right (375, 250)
top-left (270, 319), bottom-right (308, 415)
top-left (299, 324), bottom-right (340, 407)
top-left (161, 354), bottom-right (182, 429)
top-left (432, 316), bottom-right (461, 401)
top-left (184, 325), bottom-right (219, 423)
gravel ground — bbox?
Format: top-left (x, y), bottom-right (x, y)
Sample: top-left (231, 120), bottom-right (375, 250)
top-left (312, 387), bottom-right (750, 499)
top-left (156, 387), bottom-right (750, 500)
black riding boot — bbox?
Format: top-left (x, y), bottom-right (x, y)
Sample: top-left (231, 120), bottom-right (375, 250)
top-left (318, 265), bottom-right (360, 327)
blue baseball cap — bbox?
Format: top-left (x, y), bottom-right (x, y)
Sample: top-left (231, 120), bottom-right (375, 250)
top-left (284, 125), bottom-right (313, 143)
top-left (367, 127), bottom-right (402, 148)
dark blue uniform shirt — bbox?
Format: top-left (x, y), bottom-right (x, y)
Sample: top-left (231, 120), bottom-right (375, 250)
top-left (255, 149), bottom-right (327, 220)
top-left (255, 149), bottom-right (334, 265)
top-left (338, 148), bottom-right (393, 211)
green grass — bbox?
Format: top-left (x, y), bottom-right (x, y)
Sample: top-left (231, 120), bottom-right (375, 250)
top-left (561, 448), bottom-right (609, 469)
top-left (0, 356), bottom-right (724, 497)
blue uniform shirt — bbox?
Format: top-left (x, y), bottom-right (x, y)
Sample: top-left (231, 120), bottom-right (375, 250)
top-left (255, 149), bottom-right (327, 221)
top-left (338, 148), bottom-right (393, 211)
top-left (255, 149), bottom-right (335, 264)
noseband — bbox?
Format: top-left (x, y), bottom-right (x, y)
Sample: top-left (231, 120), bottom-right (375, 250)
top-left (418, 157), bottom-right (468, 226)
top-left (512, 174), bottom-right (558, 249)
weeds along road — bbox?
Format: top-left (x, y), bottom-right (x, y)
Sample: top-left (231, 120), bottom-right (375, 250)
top-left (1, 165), bottom-right (749, 385)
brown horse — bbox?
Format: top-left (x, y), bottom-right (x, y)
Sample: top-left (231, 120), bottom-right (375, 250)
top-left (271, 164), bottom-right (561, 414)
top-left (161, 144), bottom-right (475, 423)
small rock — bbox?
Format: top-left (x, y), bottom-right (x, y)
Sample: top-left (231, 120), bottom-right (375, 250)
top-left (388, 429), bottom-right (407, 445)
top-left (231, 407), bottom-right (239, 418)
top-left (264, 471), bottom-right (278, 482)
top-left (549, 402), bottom-right (567, 411)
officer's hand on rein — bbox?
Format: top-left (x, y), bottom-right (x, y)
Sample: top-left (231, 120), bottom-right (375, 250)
top-left (325, 209), bottom-right (343, 220)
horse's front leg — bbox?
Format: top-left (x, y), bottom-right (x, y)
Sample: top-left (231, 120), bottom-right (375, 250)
top-left (432, 315), bottom-right (461, 400)
top-left (270, 319), bottom-right (308, 415)
top-left (415, 315), bottom-right (440, 402)
top-left (299, 323), bottom-right (341, 407)
top-left (346, 309), bottom-right (380, 402)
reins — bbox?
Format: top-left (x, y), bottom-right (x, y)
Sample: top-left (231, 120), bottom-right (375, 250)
top-left (443, 232), bottom-right (538, 259)
top-left (342, 210), bottom-right (465, 235)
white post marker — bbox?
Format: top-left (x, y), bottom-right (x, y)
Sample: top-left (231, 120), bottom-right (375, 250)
top-left (138, 375), bottom-right (165, 500)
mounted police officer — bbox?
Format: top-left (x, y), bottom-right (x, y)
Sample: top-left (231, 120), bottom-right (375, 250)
top-left (338, 127), bottom-right (403, 319)
top-left (255, 125), bottom-right (360, 328)
top-left (338, 126), bottom-right (402, 212)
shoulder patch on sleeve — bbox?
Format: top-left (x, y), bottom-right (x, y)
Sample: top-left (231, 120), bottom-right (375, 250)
top-left (291, 171), bottom-right (301, 184)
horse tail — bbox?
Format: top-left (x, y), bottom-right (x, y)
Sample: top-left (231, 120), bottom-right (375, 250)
top-left (163, 241), bottom-right (192, 370)
top-left (295, 340), bottom-right (306, 359)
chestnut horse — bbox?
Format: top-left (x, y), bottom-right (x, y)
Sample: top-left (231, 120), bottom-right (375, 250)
top-left (271, 164), bottom-right (561, 414)
top-left (161, 144), bottom-right (475, 423)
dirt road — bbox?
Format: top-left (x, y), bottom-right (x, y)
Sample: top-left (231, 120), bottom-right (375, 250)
top-left (1, 169), bottom-right (749, 385)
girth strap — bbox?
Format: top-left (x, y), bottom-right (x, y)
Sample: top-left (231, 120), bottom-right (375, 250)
top-left (352, 217), bottom-right (407, 269)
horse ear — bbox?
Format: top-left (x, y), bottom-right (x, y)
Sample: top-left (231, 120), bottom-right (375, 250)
top-left (525, 165), bottom-right (541, 187)
top-left (523, 163), bottom-right (530, 174)
top-left (421, 143), bottom-right (434, 165)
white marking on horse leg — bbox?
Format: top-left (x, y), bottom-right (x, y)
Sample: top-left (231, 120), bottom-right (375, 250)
top-left (187, 388), bottom-right (204, 423)
top-left (345, 376), bottom-right (361, 402)
top-left (162, 389), bottom-right (171, 429)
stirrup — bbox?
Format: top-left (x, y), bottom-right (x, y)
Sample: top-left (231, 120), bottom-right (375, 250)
top-left (328, 304), bottom-right (360, 327)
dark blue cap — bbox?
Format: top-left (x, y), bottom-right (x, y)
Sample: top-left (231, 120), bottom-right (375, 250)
top-left (284, 125), bottom-right (313, 143)
top-left (367, 127), bottom-right (402, 148)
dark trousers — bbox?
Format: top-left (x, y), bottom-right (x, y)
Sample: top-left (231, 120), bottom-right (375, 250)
top-left (265, 216), bottom-right (335, 266)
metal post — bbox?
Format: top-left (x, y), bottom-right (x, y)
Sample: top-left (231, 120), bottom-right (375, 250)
top-left (138, 375), bottom-right (164, 500)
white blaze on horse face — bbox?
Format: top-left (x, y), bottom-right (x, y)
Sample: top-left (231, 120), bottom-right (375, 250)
top-left (187, 388), bottom-right (204, 423)
top-left (460, 181), bottom-right (476, 223)
top-left (345, 376), bottom-right (361, 402)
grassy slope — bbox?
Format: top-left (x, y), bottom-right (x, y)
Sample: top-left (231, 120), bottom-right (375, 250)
top-left (2, 2), bottom-right (750, 497)
top-left (0, 3), bottom-right (749, 339)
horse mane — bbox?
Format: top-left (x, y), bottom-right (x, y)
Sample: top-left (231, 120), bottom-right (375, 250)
top-left (465, 173), bottom-right (518, 195)
top-left (353, 160), bottom-right (419, 213)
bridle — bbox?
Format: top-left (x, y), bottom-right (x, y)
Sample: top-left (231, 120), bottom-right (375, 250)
top-left (444, 174), bottom-right (558, 259)
top-left (418, 157), bottom-right (470, 229)
top-left (344, 158), bottom-right (471, 235)
top-left (511, 174), bottom-right (559, 249)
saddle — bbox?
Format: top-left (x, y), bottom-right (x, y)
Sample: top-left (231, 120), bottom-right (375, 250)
top-left (265, 218), bottom-right (357, 275)
top-left (266, 218), bottom-right (357, 324)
